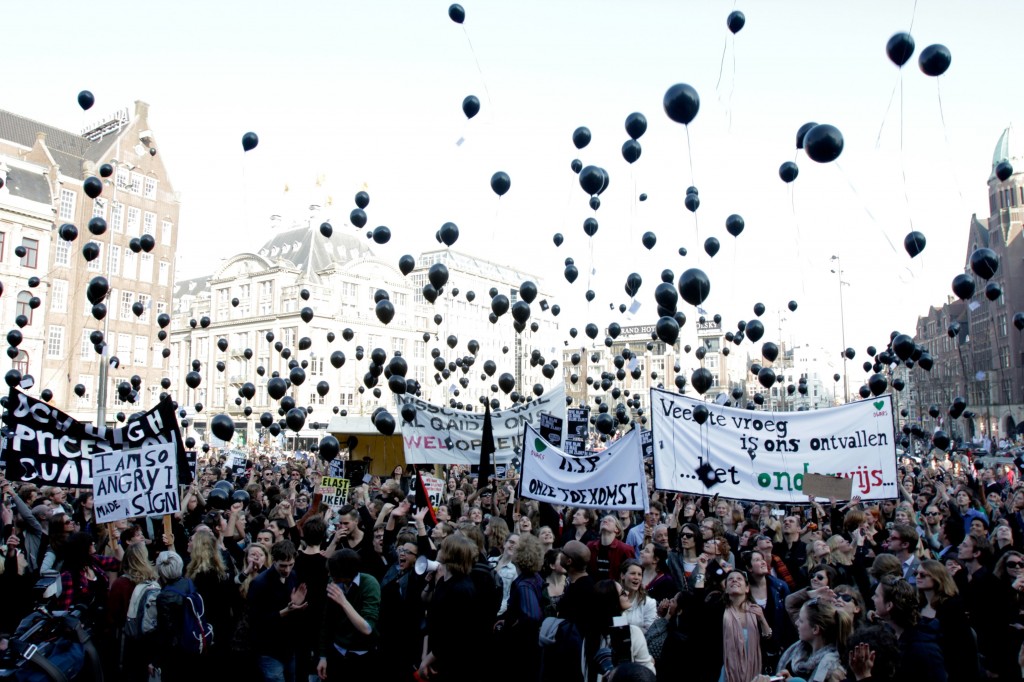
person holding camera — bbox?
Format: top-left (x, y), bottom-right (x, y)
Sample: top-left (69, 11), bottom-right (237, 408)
top-left (578, 579), bottom-right (655, 682)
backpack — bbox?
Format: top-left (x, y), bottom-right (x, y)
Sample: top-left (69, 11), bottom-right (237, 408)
top-left (166, 579), bottom-right (214, 655)
top-left (538, 616), bottom-right (585, 682)
top-left (125, 579), bottom-right (161, 640)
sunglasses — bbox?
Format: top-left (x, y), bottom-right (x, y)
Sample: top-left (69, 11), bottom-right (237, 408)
top-left (1007, 561), bottom-right (1024, 569)
top-left (923, 511), bottom-right (939, 516)
top-left (681, 533), bottom-right (696, 539)
top-left (915, 572), bottom-right (930, 579)
top-left (836, 593), bottom-right (855, 602)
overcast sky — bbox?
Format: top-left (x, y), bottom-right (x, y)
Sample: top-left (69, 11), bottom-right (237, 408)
top-left (4, 0), bottom-right (1023, 385)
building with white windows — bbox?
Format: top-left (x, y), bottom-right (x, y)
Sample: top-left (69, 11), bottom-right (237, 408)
top-left (0, 158), bottom-right (55, 383)
top-left (170, 217), bottom-right (561, 448)
top-left (0, 101), bottom-right (181, 421)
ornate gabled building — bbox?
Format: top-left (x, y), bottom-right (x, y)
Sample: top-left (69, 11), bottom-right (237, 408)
top-left (912, 125), bottom-right (1024, 441)
top-left (170, 219), bottom-right (561, 449)
top-left (0, 101), bottom-right (180, 422)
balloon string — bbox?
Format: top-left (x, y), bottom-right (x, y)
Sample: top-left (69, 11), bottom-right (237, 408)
top-left (685, 125), bottom-right (698, 251)
top-left (875, 72), bottom-right (900, 150)
top-left (907, 0), bottom-right (919, 32)
top-left (834, 162), bottom-right (900, 256)
top-left (728, 36), bottom-right (737, 133)
top-left (789, 185), bottom-right (808, 297)
top-left (716, 37), bottom-right (728, 93)
top-left (461, 26), bottom-right (494, 114)
top-left (936, 78), bottom-right (967, 209)
top-left (899, 73), bottom-right (914, 231)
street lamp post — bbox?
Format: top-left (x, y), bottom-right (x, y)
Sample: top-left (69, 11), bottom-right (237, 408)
top-left (830, 256), bottom-right (850, 403)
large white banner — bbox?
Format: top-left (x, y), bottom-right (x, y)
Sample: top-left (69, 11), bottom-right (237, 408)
top-left (520, 423), bottom-right (649, 511)
top-left (649, 387), bottom-right (898, 502)
top-left (396, 384), bottom-right (566, 465)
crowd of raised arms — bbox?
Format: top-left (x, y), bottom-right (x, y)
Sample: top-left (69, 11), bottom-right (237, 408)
top-left (4, 447), bottom-right (1024, 682)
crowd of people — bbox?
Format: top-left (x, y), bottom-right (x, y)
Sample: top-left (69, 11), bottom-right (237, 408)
top-left (2, 447), bottom-right (1024, 681)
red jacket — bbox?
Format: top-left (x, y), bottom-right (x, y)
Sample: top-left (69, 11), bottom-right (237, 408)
top-left (586, 539), bottom-right (635, 581)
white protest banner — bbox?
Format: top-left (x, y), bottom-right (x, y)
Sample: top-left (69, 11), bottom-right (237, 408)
top-left (397, 383), bottom-right (566, 465)
top-left (520, 423), bottom-right (649, 511)
top-left (318, 476), bottom-right (351, 507)
top-left (649, 387), bottom-right (898, 502)
top-left (92, 442), bottom-right (180, 523)
top-left (420, 472), bottom-right (445, 511)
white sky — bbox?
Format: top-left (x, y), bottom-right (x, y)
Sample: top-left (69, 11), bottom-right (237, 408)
top-left (4, 0), bottom-right (1023, 388)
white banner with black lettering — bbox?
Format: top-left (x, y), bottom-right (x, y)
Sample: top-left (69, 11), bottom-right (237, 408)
top-left (397, 384), bottom-right (566, 465)
top-left (649, 387), bottom-right (898, 502)
top-left (92, 442), bottom-right (180, 523)
top-left (520, 423), bottom-right (648, 511)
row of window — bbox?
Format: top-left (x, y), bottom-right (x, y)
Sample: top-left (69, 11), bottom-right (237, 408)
top-left (54, 240), bottom-right (170, 285)
top-left (60, 176), bottom-right (161, 224)
top-left (0, 234), bottom-right (40, 268)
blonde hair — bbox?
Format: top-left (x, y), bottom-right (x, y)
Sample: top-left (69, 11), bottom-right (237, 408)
top-left (122, 541), bottom-right (158, 583)
top-left (186, 530), bottom-right (227, 581)
top-left (826, 535), bottom-right (853, 566)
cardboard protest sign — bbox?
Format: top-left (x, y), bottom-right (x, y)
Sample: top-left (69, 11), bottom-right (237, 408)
top-left (93, 442), bottom-right (180, 523)
top-left (539, 413), bottom-right (563, 447)
top-left (419, 471), bottom-right (446, 511)
top-left (520, 423), bottom-right (648, 511)
top-left (318, 476), bottom-right (351, 507)
top-left (564, 407), bottom-right (589, 456)
top-left (649, 387), bottom-right (898, 502)
top-left (802, 473), bottom-right (854, 500)
top-left (397, 383), bottom-right (566, 465)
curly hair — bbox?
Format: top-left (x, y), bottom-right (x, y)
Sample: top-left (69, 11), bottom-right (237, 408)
top-left (512, 533), bottom-right (544, 576)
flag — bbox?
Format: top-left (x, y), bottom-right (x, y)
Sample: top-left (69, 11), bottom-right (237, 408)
top-left (697, 306), bottom-right (708, 315)
top-left (415, 470), bottom-right (437, 526)
top-left (477, 402), bottom-right (495, 490)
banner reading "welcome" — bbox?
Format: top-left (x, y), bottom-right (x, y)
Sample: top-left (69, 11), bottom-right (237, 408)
top-left (649, 387), bottom-right (898, 502)
top-left (396, 384), bottom-right (565, 465)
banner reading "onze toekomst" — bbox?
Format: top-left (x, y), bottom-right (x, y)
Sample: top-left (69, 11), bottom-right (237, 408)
top-left (520, 423), bottom-right (649, 511)
top-left (649, 387), bottom-right (898, 502)
top-left (396, 384), bottom-right (565, 465)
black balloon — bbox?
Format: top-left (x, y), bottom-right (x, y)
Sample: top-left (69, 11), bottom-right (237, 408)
top-left (996, 160), bottom-right (1013, 182)
top-left (868, 373), bottom-right (888, 397)
top-left (490, 171), bottom-right (511, 197)
top-left (725, 214), bottom-right (744, 237)
top-left (372, 226), bottom-right (391, 244)
top-left (726, 10), bottom-right (745, 33)
top-left (439, 222), bottom-right (459, 246)
top-left (951, 274), bottom-right (975, 300)
top-left (621, 140), bottom-right (642, 164)
top-left (462, 95), bottom-right (480, 119)
top-left (572, 127), bottom-right (592, 150)
top-left (703, 237), bottom-right (720, 258)
top-left (779, 161), bottom-right (799, 183)
top-left (918, 44), bottom-right (951, 77)
top-left (448, 4), bottom-right (464, 23)
top-left (625, 112), bottom-right (647, 140)
top-left (77, 90), bottom-right (95, 110)
top-left (663, 83), bottom-right (700, 125)
top-left (969, 248), bottom-right (999, 280)
top-left (904, 231), bottom-right (926, 258)
top-left (210, 413), bottom-right (235, 441)
top-left (399, 255), bottom-right (415, 275)
top-left (886, 32), bottom-right (915, 67)
top-left (803, 124), bottom-right (844, 163)
top-left (678, 268), bottom-right (710, 307)
top-left (691, 368), bottom-right (714, 394)
top-left (241, 132), bottom-right (259, 152)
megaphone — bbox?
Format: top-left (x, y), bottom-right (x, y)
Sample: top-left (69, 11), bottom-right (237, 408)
top-left (415, 555), bottom-right (440, 575)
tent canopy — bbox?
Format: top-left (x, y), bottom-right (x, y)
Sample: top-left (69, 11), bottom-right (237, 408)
top-left (326, 415), bottom-right (405, 477)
